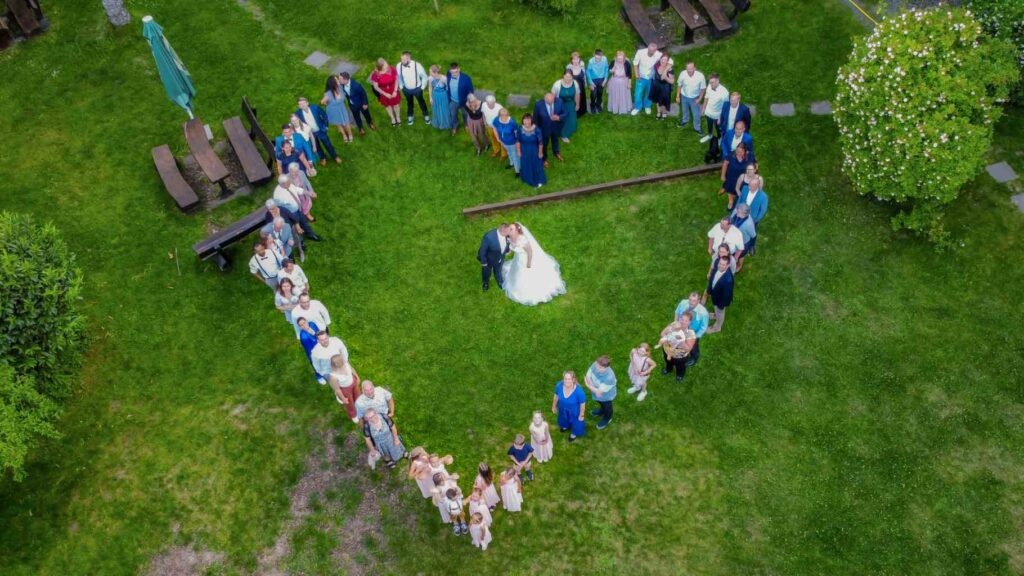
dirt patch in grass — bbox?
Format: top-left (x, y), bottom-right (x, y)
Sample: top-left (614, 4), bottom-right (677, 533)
top-left (144, 545), bottom-right (225, 576)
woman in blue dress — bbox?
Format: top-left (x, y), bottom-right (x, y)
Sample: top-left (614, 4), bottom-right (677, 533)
top-left (517, 114), bottom-right (547, 188)
top-left (551, 371), bottom-right (586, 442)
top-left (428, 65), bottom-right (452, 131)
top-left (321, 75), bottom-right (354, 143)
top-left (296, 317), bottom-right (320, 382)
top-left (551, 71), bottom-right (580, 142)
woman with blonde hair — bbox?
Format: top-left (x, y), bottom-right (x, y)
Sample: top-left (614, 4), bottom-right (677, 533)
top-left (370, 58), bottom-right (402, 127)
top-left (552, 370), bottom-right (586, 442)
top-left (407, 447), bottom-right (434, 499)
top-left (465, 94), bottom-right (488, 155)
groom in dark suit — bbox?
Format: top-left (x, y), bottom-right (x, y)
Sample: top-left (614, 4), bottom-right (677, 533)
top-left (477, 223), bottom-right (512, 291)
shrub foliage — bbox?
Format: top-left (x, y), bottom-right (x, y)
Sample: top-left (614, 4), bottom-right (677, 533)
top-left (969, 0), bottom-right (1024, 101)
top-left (517, 0), bottom-right (578, 15)
top-left (0, 212), bottom-right (85, 480)
top-left (833, 8), bottom-right (1019, 244)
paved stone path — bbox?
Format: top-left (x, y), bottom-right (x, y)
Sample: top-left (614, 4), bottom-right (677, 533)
top-left (986, 161), bottom-right (1018, 184)
top-left (770, 103), bottom-right (795, 117)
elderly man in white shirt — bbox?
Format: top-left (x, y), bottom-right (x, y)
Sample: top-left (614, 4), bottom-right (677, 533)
top-left (676, 61), bottom-right (706, 133)
top-left (310, 331), bottom-right (349, 385)
top-left (631, 43), bottom-right (663, 115)
top-left (354, 380), bottom-right (395, 424)
top-left (700, 72), bottom-right (729, 143)
top-left (277, 259), bottom-right (308, 294)
top-left (291, 293), bottom-right (331, 335)
top-left (272, 174), bottom-right (305, 215)
top-left (481, 95), bottom-right (506, 160)
top-left (706, 217), bottom-right (745, 257)
top-left (398, 51), bottom-right (430, 126)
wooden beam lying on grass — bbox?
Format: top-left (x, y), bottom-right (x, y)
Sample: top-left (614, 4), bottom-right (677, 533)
top-left (462, 163), bottom-right (722, 216)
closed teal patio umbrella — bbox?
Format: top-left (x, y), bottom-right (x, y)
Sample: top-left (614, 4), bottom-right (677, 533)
top-left (141, 15), bottom-right (196, 118)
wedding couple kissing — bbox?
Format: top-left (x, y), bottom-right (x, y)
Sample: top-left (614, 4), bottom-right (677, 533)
top-left (477, 222), bottom-right (566, 306)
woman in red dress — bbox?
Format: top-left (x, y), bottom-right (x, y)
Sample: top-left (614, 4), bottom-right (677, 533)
top-left (370, 58), bottom-right (402, 127)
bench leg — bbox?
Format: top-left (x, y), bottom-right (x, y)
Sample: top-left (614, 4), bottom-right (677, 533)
top-left (216, 179), bottom-right (231, 197)
top-left (684, 26), bottom-right (694, 45)
top-left (212, 251), bottom-right (231, 272)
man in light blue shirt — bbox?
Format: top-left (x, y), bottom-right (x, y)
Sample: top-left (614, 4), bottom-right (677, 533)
top-left (675, 291), bottom-right (709, 338)
top-left (584, 356), bottom-right (617, 430)
top-left (586, 49), bottom-right (609, 114)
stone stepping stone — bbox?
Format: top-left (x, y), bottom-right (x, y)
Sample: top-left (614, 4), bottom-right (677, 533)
top-left (303, 51), bottom-right (330, 69)
top-left (1012, 194), bottom-right (1024, 213)
top-left (770, 103), bottom-right (795, 117)
top-left (507, 94), bottom-right (531, 108)
top-left (810, 101), bottom-right (833, 115)
top-left (667, 102), bottom-right (680, 117)
top-left (473, 89), bottom-right (495, 102)
top-left (747, 104), bottom-right (757, 116)
top-left (329, 59), bottom-right (359, 76)
top-left (986, 161), bottom-right (1018, 184)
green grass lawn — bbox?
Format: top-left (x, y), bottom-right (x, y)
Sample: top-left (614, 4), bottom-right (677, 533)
top-left (1, 0), bottom-right (1023, 574)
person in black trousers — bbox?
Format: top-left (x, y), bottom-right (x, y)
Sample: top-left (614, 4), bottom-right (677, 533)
top-left (658, 314), bottom-right (697, 382)
top-left (531, 92), bottom-right (565, 166)
top-left (339, 72), bottom-right (375, 134)
top-left (477, 223), bottom-right (511, 291)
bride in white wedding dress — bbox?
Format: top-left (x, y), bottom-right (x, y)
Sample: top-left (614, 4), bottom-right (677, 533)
top-left (501, 222), bottom-right (566, 306)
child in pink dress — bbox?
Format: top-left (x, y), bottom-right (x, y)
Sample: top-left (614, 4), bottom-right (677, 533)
top-left (431, 472), bottom-right (462, 525)
top-left (474, 463), bottom-right (501, 510)
top-left (500, 467), bottom-right (523, 512)
top-left (407, 447), bottom-right (434, 499)
top-left (529, 411), bottom-right (553, 463)
top-left (466, 487), bottom-right (493, 526)
top-left (469, 512), bottom-right (492, 550)
top-left (626, 342), bottom-right (656, 402)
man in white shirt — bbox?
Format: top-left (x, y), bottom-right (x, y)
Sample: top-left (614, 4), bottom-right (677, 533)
top-left (310, 331), bottom-right (349, 385)
top-left (291, 293), bottom-right (331, 333)
top-left (700, 72), bottom-right (729, 143)
top-left (272, 174), bottom-right (304, 215)
top-left (676, 62), bottom-right (706, 133)
top-left (354, 380), bottom-right (395, 424)
top-left (706, 217), bottom-right (745, 256)
top-left (249, 241), bottom-right (282, 290)
top-left (481, 95), bottom-right (506, 160)
top-left (631, 43), bottom-right (663, 116)
top-left (277, 259), bottom-right (308, 294)
top-left (398, 51), bottom-right (430, 126)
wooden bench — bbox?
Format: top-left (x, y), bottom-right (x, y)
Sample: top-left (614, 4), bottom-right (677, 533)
top-left (622, 0), bottom-right (669, 48)
top-left (242, 97), bottom-right (276, 169)
top-left (223, 116), bottom-right (272, 186)
top-left (151, 145), bottom-right (201, 213)
top-left (0, 17), bottom-right (12, 50)
top-left (663, 0), bottom-right (708, 44)
top-left (729, 0), bottom-right (751, 17)
top-left (5, 0), bottom-right (39, 35)
top-left (183, 118), bottom-right (230, 195)
top-left (192, 207), bottom-right (268, 271)
top-left (697, 0), bottom-right (735, 37)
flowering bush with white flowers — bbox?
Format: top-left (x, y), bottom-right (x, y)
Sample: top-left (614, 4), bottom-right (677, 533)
top-left (834, 8), bottom-right (1019, 245)
top-left (969, 0), bottom-right (1024, 101)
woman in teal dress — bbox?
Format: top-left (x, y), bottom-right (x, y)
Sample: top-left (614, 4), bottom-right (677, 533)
top-left (428, 65), bottom-right (452, 131)
top-left (517, 114), bottom-right (547, 188)
top-left (552, 71), bottom-right (579, 142)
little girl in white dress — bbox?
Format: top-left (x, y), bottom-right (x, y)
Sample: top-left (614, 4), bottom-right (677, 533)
top-left (469, 512), bottom-right (492, 550)
top-left (467, 487), bottom-right (493, 526)
top-left (431, 472), bottom-right (461, 524)
top-left (529, 411), bottom-right (553, 463)
top-left (407, 447), bottom-right (434, 499)
top-left (500, 468), bottom-right (523, 512)
top-left (626, 342), bottom-right (656, 402)
top-left (474, 463), bottom-right (501, 510)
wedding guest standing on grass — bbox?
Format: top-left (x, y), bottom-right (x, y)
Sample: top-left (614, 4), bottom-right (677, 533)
top-left (446, 63), bottom-right (475, 133)
top-left (329, 354), bottom-right (360, 423)
top-left (297, 96), bottom-right (341, 163)
top-left (274, 124), bottom-right (316, 172)
top-left (701, 73), bottom-right (729, 144)
top-left (566, 51), bottom-right (588, 118)
top-left (631, 42), bottom-right (662, 115)
top-left (500, 468), bottom-right (523, 512)
top-left (362, 408), bottom-right (407, 469)
top-left (585, 356), bottom-right (617, 430)
top-left (675, 291), bottom-right (709, 338)
top-left (277, 258), bottom-right (307, 296)
top-left (720, 143), bottom-right (754, 212)
top-left (311, 331), bottom-right (348, 385)
top-left (274, 278), bottom-right (300, 333)
top-left (287, 163), bottom-right (317, 222)
top-left (532, 92), bottom-right (564, 166)
top-left (466, 95), bottom-right (488, 156)
top-left (398, 51), bottom-right (429, 126)
top-left (295, 317), bottom-right (320, 380)
top-left (493, 108), bottom-right (521, 176)
top-left (339, 72), bottom-right (375, 134)
top-left (482, 95), bottom-right (505, 160)
top-left (651, 54), bottom-right (675, 120)
top-left (704, 255), bottom-right (735, 334)
top-left (707, 216), bottom-right (745, 259)
top-left (734, 168), bottom-right (768, 224)
top-left (288, 114), bottom-right (318, 164)
top-left (428, 65), bottom-right (452, 132)
top-left (517, 114), bottom-right (546, 188)
top-left (291, 293), bottom-right (331, 333)
top-left (445, 488), bottom-right (469, 535)
top-left (474, 463), bottom-right (501, 510)
top-left (466, 490), bottom-right (492, 527)
top-left (275, 140), bottom-right (313, 176)
top-left (249, 241), bottom-right (282, 290)
top-left (408, 448), bottom-right (434, 499)
top-left (676, 61), bottom-right (705, 134)
top-left (320, 77), bottom-right (355, 145)
top-left (507, 434), bottom-right (535, 481)
top-left (529, 411), bottom-right (553, 463)
top-left (730, 204), bottom-right (758, 268)
top-left (552, 371), bottom-right (586, 442)
top-left (469, 513), bottom-right (491, 550)
top-left (722, 119), bottom-right (754, 158)
top-left (658, 315), bottom-right (697, 382)
top-left (370, 58), bottom-right (403, 127)
top-left (587, 49), bottom-right (609, 113)
top-left (626, 343), bottom-right (656, 402)
top-left (262, 216), bottom-right (295, 258)
top-left (718, 91), bottom-right (752, 136)
top-left (354, 380), bottom-right (394, 424)
top-left (605, 52), bottom-right (632, 116)
top-left (552, 71), bottom-right (580, 143)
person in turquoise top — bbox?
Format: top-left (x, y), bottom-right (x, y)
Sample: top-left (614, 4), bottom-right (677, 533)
top-left (517, 114), bottom-right (547, 188)
top-left (492, 108), bottom-right (521, 174)
top-left (552, 71), bottom-right (579, 141)
top-left (584, 356), bottom-right (617, 430)
top-left (586, 49), bottom-right (609, 113)
top-left (551, 371), bottom-right (587, 442)
top-left (428, 65), bottom-right (452, 131)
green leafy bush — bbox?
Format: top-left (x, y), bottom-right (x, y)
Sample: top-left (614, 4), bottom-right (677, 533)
top-left (0, 212), bottom-right (85, 480)
top-left (517, 0), bottom-right (578, 15)
top-left (969, 0), bottom-right (1024, 101)
top-left (834, 8), bottom-right (1019, 245)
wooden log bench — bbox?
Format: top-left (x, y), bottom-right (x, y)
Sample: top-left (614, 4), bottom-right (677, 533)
top-left (223, 116), bottom-right (272, 186)
top-left (0, 17), bottom-right (12, 50)
top-left (698, 0), bottom-right (736, 38)
top-left (183, 118), bottom-right (230, 195)
top-left (622, 0), bottom-right (670, 48)
top-left (463, 163), bottom-right (722, 216)
top-left (192, 207), bottom-right (267, 271)
top-left (151, 144), bottom-right (201, 213)
top-left (663, 0), bottom-right (708, 44)
top-left (5, 0), bottom-right (40, 36)
top-left (242, 96), bottom-right (276, 169)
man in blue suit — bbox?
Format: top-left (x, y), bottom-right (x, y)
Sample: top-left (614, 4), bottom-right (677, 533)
top-left (477, 223), bottom-right (511, 291)
top-left (274, 124), bottom-right (316, 166)
top-left (532, 92), bottom-right (565, 165)
top-left (295, 97), bottom-right (339, 166)
top-left (722, 120), bottom-right (754, 158)
top-left (446, 62), bottom-right (475, 132)
top-left (340, 72), bottom-right (375, 134)
top-left (717, 92), bottom-right (752, 135)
